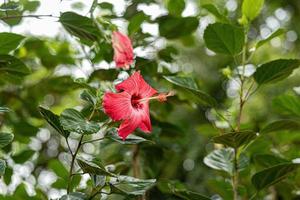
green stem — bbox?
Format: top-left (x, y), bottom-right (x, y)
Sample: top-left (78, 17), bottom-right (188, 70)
top-left (232, 148), bottom-right (239, 200)
top-left (0, 14), bottom-right (57, 20)
top-left (67, 108), bottom-right (96, 194)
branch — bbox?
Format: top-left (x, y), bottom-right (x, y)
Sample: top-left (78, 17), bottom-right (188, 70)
top-left (0, 14), bottom-right (58, 20)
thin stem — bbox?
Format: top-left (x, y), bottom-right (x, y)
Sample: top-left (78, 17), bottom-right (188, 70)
top-left (232, 148), bottom-right (239, 200)
top-left (82, 137), bottom-right (104, 145)
top-left (65, 138), bottom-right (74, 156)
top-left (0, 14), bottom-right (57, 20)
top-left (67, 107), bottom-right (96, 194)
top-left (67, 134), bottom-right (84, 194)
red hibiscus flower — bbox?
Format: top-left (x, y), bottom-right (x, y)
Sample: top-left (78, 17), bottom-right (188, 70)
top-left (103, 71), bottom-right (173, 140)
top-left (112, 31), bottom-right (134, 69)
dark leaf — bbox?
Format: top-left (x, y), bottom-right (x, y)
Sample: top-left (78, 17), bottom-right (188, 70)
top-left (164, 76), bottom-right (217, 107)
top-left (212, 131), bottom-right (258, 148)
top-left (0, 132), bottom-right (14, 148)
top-left (202, 4), bottom-right (229, 23)
top-left (77, 158), bottom-right (115, 176)
top-left (106, 128), bottom-right (150, 145)
top-left (59, 192), bottom-right (87, 200)
top-left (60, 108), bottom-right (100, 134)
top-left (203, 23), bottom-right (244, 55)
top-left (253, 154), bottom-right (288, 168)
top-left (252, 163), bottom-right (299, 191)
top-left (272, 94), bottom-right (300, 117)
top-left (158, 15), bottom-right (199, 39)
top-left (253, 59), bottom-right (300, 85)
top-left (261, 119), bottom-right (300, 134)
top-left (0, 32), bottom-right (25, 54)
top-left (167, 0), bottom-right (185, 16)
top-left (39, 106), bottom-right (70, 138)
top-left (60, 12), bottom-right (101, 43)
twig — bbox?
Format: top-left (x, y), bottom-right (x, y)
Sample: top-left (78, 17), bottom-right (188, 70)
top-left (0, 14), bottom-right (57, 20)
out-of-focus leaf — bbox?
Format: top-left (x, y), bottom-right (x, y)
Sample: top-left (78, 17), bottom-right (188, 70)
top-left (98, 2), bottom-right (113, 11)
top-left (59, 192), bottom-right (87, 200)
top-left (77, 158), bottom-right (115, 176)
top-left (128, 11), bottom-right (149, 35)
top-left (252, 163), bottom-right (299, 191)
top-left (158, 180), bottom-right (211, 200)
top-left (39, 107), bottom-right (70, 138)
top-left (0, 32), bottom-right (25, 54)
top-left (158, 46), bottom-right (178, 62)
top-left (242, 0), bottom-right (264, 21)
top-left (261, 119), bottom-right (300, 134)
top-left (256, 29), bottom-right (285, 49)
top-left (167, 0), bottom-right (185, 16)
top-left (12, 150), bottom-right (35, 164)
top-left (253, 59), bottom-right (300, 85)
top-left (0, 159), bottom-right (6, 176)
top-left (253, 154), bottom-right (289, 168)
top-left (60, 12), bottom-right (101, 43)
top-left (203, 22), bottom-right (244, 55)
top-left (0, 132), bottom-right (14, 148)
top-left (0, 55), bottom-right (30, 83)
top-left (60, 108), bottom-right (100, 134)
top-left (204, 148), bottom-right (249, 174)
top-left (106, 128), bottom-right (150, 144)
top-left (212, 131), bottom-right (258, 148)
top-left (23, 0), bottom-right (40, 12)
top-left (48, 160), bottom-right (68, 179)
top-left (158, 15), bottom-right (199, 39)
top-left (202, 4), bottom-right (229, 23)
top-left (164, 76), bottom-right (217, 107)
top-left (110, 176), bottom-right (156, 197)
top-left (3, 166), bottom-right (12, 184)
top-left (273, 94), bottom-right (300, 117)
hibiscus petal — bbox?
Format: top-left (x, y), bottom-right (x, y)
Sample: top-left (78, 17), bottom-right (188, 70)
top-left (116, 71), bottom-right (157, 98)
top-left (138, 103), bottom-right (152, 133)
top-left (102, 92), bottom-right (133, 121)
top-left (118, 115), bottom-right (142, 140)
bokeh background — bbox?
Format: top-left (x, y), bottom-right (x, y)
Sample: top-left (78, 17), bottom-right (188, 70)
top-left (0, 0), bottom-right (299, 199)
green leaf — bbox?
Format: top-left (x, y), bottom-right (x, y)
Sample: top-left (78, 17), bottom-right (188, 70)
top-left (128, 11), bottom-right (149, 35)
top-left (80, 90), bottom-right (97, 106)
top-left (0, 32), bottom-right (25, 54)
top-left (212, 131), bottom-right (258, 148)
top-left (203, 23), bottom-right (245, 55)
top-left (253, 154), bottom-right (288, 168)
top-left (253, 59), bottom-right (300, 85)
top-left (256, 29), bottom-right (285, 49)
top-left (242, 0), bottom-right (264, 21)
top-left (272, 94), bottom-right (300, 117)
top-left (0, 159), bottom-right (6, 176)
top-left (167, 0), bottom-right (185, 16)
top-left (0, 132), bottom-right (14, 148)
top-left (0, 55), bottom-right (30, 83)
top-left (0, 1), bottom-right (19, 10)
top-left (107, 128), bottom-right (150, 145)
top-left (48, 160), bottom-right (68, 179)
top-left (39, 106), bottom-right (70, 138)
top-left (59, 192), bottom-right (87, 200)
top-left (12, 150), bottom-right (35, 164)
top-left (203, 148), bottom-right (249, 175)
top-left (60, 12), bottom-right (101, 43)
top-left (77, 158), bottom-right (115, 176)
top-left (252, 163), bottom-right (299, 191)
top-left (158, 180), bottom-right (211, 200)
top-left (202, 4), bottom-right (229, 23)
top-left (60, 108), bottom-right (100, 134)
top-left (158, 15), bottom-right (199, 39)
top-left (110, 176), bottom-right (156, 197)
top-left (261, 119), bottom-right (300, 134)
top-left (163, 76), bottom-right (217, 107)
top-left (3, 166), bottom-right (13, 184)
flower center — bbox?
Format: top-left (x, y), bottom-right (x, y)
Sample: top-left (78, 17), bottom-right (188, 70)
top-left (131, 95), bottom-right (143, 109)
